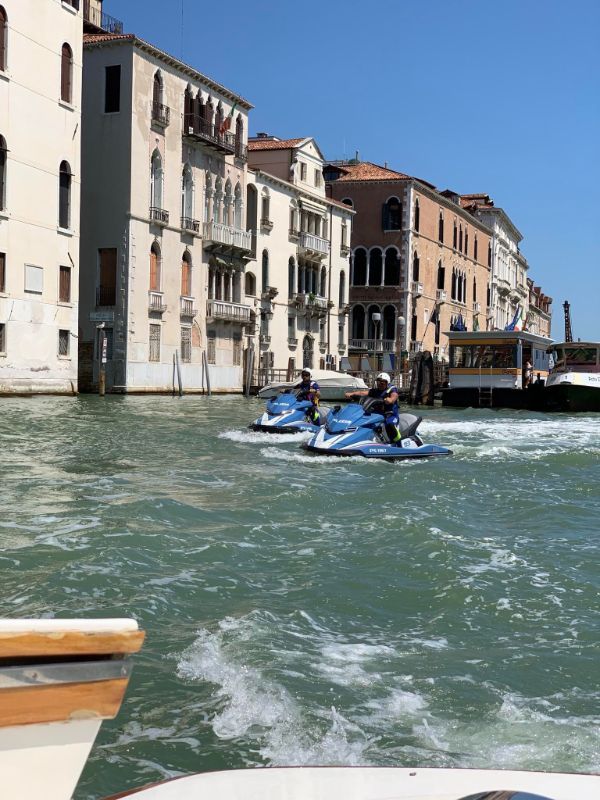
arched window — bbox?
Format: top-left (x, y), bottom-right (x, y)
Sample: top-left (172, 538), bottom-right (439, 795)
top-left (181, 251), bottom-right (192, 297)
top-left (320, 267), bottom-right (327, 297)
top-left (150, 149), bottom-right (163, 210)
top-left (235, 115), bottom-right (244, 158)
top-left (412, 250), bottom-right (420, 281)
top-left (246, 183), bottom-right (257, 231)
top-left (224, 178), bottom-right (233, 227)
top-left (464, 229), bottom-right (469, 256)
top-left (288, 258), bottom-right (296, 299)
top-left (351, 305), bottom-right (365, 340)
top-left (59, 160), bottom-right (71, 229)
top-left (245, 271), bottom-right (256, 296)
top-left (382, 249), bottom-right (399, 286)
top-left (451, 269), bottom-right (457, 301)
top-left (341, 197), bottom-right (353, 207)
top-left (289, 199), bottom-right (298, 234)
top-left (474, 236), bottom-right (478, 262)
top-left (0, 135), bottom-right (6, 211)
top-left (215, 103), bottom-right (223, 136)
top-left (488, 242), bottom-right (492, 267)
top-left (414, 198), bottom-right (420, 232)
top-left (261, 249), bottom-right (269, 291)
top-left (150, 242), bottom-right (161, 292)
top-left (383, 305), bottom-right (396, 340)
top-left (213, 176), bottom-right (223, 224)
top-left (367, 305), bottom-right (381, 339)
top-left (181, 164), bottom-right (193, 223)
top-left (261, 187), bottom-right (270, 224)
top-left (234, 183), bottom-right (242, 229)
top-left (453, 221), bottom-right (457, 249)
top-left (369, 248), bottom-right (382, 286)
top-left (382, 196), bottom-right (401, 230)
top-left (438, 211), bottom-right (444, 243)
top-left (205, 99), bottom-right (214, 132)
top-left (0, 7), bottom-right (7, 72)
top-left (437, 260), bottom-right (445, 290)
top-left (60, 43), bottom-right (73, 104)
top-left (153, 71), bottom-right (162, 108)
top-left (352, 247), bottom-right (367, 286)
top-left (459, 224), bottom-right (463, 252)
top-left (184, 86), bottom-right (194, 132)
top-left (339, 270), bottom-right (346, 307)
top-left (473, 276), bottom-right (477, 303)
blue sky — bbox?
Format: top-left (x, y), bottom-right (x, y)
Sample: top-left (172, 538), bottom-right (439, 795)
top-left (108, 0), bottom-right (599, 340)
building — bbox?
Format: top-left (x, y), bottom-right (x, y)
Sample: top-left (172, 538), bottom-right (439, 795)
top-left (246, 135), bottom-right (353, 376)
top-left (79, 27), bottom-right (252, 392)
top-left (0, 0), bottom-right (83, 394)
top-left (325, 161), bottom-right (492, 365)
top-left (460, 194), bottom-right (552, 336)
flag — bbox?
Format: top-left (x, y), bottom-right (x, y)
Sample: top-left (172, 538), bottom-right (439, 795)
top-left (473, 314), bottom-right (480, 331)
top-left (219, 102), bottom-right (237, 135)
top-left (430, 307), bottom-right (438, 324)
top-left (455, 313), bottom-right (467, 331)
top-left (505, 305), bottom-right (523, 331)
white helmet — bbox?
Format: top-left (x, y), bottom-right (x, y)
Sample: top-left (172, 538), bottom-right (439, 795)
top-left (376, 372), bottom-right (391, 383)
top-left (301, 368), bottom-right (312, 377)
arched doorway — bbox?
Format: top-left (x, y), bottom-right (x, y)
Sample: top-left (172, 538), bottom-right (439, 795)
top-left (302, 335), bottom-right (314, 369)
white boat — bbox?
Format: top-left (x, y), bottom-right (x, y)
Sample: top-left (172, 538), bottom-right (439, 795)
top-left (258, 369), bottom-right (367, 400)
top-left (1, 618), bottom-right (598, 800)
top-left (544, 341), bottom-right (600, 411)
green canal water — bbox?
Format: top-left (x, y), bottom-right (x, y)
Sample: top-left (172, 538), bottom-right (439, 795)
top-left (0, 396), bottom-right (598, 798)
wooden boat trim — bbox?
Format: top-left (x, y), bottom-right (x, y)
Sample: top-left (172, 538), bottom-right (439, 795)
top-left (0, 629), bottom-right (145, 659)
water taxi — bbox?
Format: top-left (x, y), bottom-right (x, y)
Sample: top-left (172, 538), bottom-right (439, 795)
top-left (544, 341), bottom-right (600, 412)
top-left (442, 330), bottom-right (552, 409)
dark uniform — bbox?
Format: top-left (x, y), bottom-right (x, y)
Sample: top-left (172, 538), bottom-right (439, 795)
top-left (368, 384), bottom-right (401, 443)
top-left (297, 379), bottom-right (321, 424)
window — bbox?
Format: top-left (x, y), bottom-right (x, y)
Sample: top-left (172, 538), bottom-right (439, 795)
top-left (474, 236), bottom-right (478, 262)
top-left (382, 197), bottom-right (401, 230)
top-left (320, 267), bottom-right (327, 297)
top-left (235, 115), bottom-right (244, 158)
top-left (62, 0), bottom-right (80, 8)
top-left (300, 162), bottom-right (307, 181)
top-left (288, 257), bottom-right (295, 299)
top-left (60, 43), bottom-right (73, 103)
top-left (245, 271), bottom-right (256, 296)
top-left (341, 198), bottom-right (353, 207)
top-left (0, 6), bottom-right (7, 72)
top-left (459, 225), bottom-right (463, 252)
top-left (59, 160), bottom-right (71, 229)
top-left (98, 248), bottom-right (117, 306)
top-left (59, 265), bottom-right (71, 302)
top-left (233, 333), bottom-right (242, 366)
top-left (464, 229), bottom-right (469, 256)
top-left (368, 248), bottom-right (382, 286)
top-left (437, 261), bottom-right (445, 290)
top-left (24, 264), bottom-right (43, 294)
top-left (181, 252), bottom-right (192, 296)
top-left (149, 324), bottom-right (161, 362)
top-left (261, 249), bottom-right (269, 291)
top-left (150, 242), bottom-right (161, 292)
top-left (104, 65), bottom-right (121, 113)
top-left (0, 251), bottom-right (5, 292)
top-left (384, 248), bottom-right (400, 285)
top-left (58, 329), bottom-right (70, 357)
top-left (181, 165), bottom-right (193, 222)
top-left (341, 222), bottom-right (347, 248)
top-left (339, 270), bottom-right (346, 307)
top-left (473, 277), bottom-right (477, 302)
top-left (414, 198), bottom-right (420, 232)
top-left (0, 136), bottom-right (5, 210)
top-left (181, 327), bottom-right (191, 363)
top-left (488, 242), bottom-right (492, 267)
top-left (0, 322), bottom-right (5, 353)
top-left (412, 251), bottom-right (420, 281)
top-left (150, 149), bottom-right (163, 211)
top-left (207, 331), bottom-right (216, 364)
top-left (314, 168), bottom-right (322, 187)
top-left (261, 188), bottom-right (270, 223)
top-left (352, 248), bottom-right (367, 286)
top-left (438, 212), bottom-right (444, 243)
top-left (453, 221), bottom-right (457, 249)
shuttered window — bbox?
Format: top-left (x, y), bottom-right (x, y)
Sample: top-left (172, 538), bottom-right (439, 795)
top-left (233, 333), bottom-right (242, 366)
top-left (61, 43), bottom-right (72, 104)
top-left (59, 161), bottom-right (71, 229)
top-left (207, 331), bottom-right (216, 364)
top-left (149, 324), bottom-right (161, 362)
top-left (59, 265), bottom-right (71, 302)
top-left (181, 327), bottom-right (191, 363)
top-left (150, 246), bottom-right (161, 291)
top-left (181, 256), bottom-right (191, 296)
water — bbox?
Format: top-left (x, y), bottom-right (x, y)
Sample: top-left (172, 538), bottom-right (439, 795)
top-left (0, 396), bottom-right (598, 798)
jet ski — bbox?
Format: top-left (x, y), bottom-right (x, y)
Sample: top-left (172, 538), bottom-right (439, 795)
top-left (250, 392), bottom-right (330, 434)
top-left (302, 397), bottom-right (452, 460)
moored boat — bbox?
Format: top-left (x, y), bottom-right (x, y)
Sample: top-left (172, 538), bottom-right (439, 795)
top-left (544, 341), bottom-right (600, 412)
top-left (257, 369), bottom-right (367, 400)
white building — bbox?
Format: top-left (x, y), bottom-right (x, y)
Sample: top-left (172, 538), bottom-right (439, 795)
top-left (79, 31), bottom-right (253, 392)
top-left (0, 0), bottom-right (82, 394)
top-left (246, 136), bottom-right (353, 378)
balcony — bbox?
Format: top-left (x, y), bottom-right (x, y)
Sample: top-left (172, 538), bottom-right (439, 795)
top-left (349, 339), bottom-right (395, 352)
top-left (96, 286), bottom-right (116, 307)
top-left (307, 295), bottom-right (328, 311)
top-left (497, 277), bottom-right (511, 297)
top-left (181, 216), bottom-right (200, 234)
top-left (436, 289), bottom-right (447, 304)
top-left (149, 291), bottom-right (167, 313)
top-left (83, 0), bottom-right (123, 33)
top-left (298, 231), bottom-right (330, 258)
top-left (149, 207), bottom-right (169, 226)
top-left (151, 102), bottom-right (170, 127)
top-left (206, 299), bottom-right (251, 323)
top-left (183, 113), bottom-right (237, 156)
top-left (411, 281), bottom-right (423, 297)
top-left (203, 222), bottom-right (252, 253)
top-left (180, 297), bottom-right (198, 317)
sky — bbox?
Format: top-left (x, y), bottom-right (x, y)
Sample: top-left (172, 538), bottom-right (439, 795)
top-left (108, 0), bottom-right (600, 341)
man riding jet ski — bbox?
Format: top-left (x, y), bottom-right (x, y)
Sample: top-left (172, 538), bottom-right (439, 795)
top-left (250, 368), bottom-right (330, 433)
top-left (302, 373), bottom-right (452, 460)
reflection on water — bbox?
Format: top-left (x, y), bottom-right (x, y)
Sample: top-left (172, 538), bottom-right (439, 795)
top-left (0, 396), bottom-right (598, 799)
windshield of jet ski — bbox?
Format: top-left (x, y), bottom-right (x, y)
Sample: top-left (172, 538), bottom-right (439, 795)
top-left (326, 399), bottom-right (384, 434)
top-left (266, 392), bottom-right (311, 415)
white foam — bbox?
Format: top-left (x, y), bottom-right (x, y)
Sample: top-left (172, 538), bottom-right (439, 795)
top-left (220, 429), bottom-right (310, 445)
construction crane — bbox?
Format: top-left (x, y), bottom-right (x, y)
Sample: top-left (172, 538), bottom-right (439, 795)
top-left (563, 301), bottom-right (573, 342)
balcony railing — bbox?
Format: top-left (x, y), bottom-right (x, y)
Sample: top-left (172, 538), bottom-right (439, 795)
top-left (151, 102), bottom-right (170, 127)
top-left (181, 216), bottom-right (200, 233)
top-left (180, 297), bottom-right (197, 317)
top-left (298, 231), bottom-right (330, 256)
top-left (149, 207), bottom-right (169, 225)
top-left (96, 286), bottom-right (116, 307)
top-left (203, 222), bottom-right (252, 251)
top-left (149, 291), bottom-right (167, 312)
top-left (350, 339), bottom-right (395, 352)
top-left (183, 113), bottom-right (238, 156)
top-left (206, 299), bottom-right (251, 323)
top-left (307, 295), bottom-right (328, 310)
top-left (83, 0), bottom-right (123, 33)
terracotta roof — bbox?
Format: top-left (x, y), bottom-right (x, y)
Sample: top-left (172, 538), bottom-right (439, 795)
top-left (248, 137), bottom-right (307, 151)
top-left (459, 193), bottom-right (494, 209)
top-left (333, 162), bottom-right (411, 182)
top-left (83, 33), bottom-right (135, 44)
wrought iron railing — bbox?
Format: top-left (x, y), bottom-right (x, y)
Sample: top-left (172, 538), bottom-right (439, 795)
top-left (83, 0), bottom-right (123, 33)
top-left (180, 297), bottom-right (197, 317)
top-left (151, 102), bottom-right (170, 127)
top-left (149, 207), bottom-right (169, 225)
top-left (183, 113), bottom-right (238, 153)
top-left (148, 291), bottom-right (166, 312)
top-left (181, 216), bottom-right (200, 233)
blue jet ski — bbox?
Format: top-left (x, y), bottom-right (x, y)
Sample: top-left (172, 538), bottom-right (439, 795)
top-left (250, 392), bottom-right (330, 434)
top-left (302, 397), bottom-right (452, 460)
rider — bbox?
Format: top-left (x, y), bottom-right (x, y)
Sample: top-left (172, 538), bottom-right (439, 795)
top-left (296, 368), bottom-right (321, 424)
top-left (346, 372), bottom-right (401, 443)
